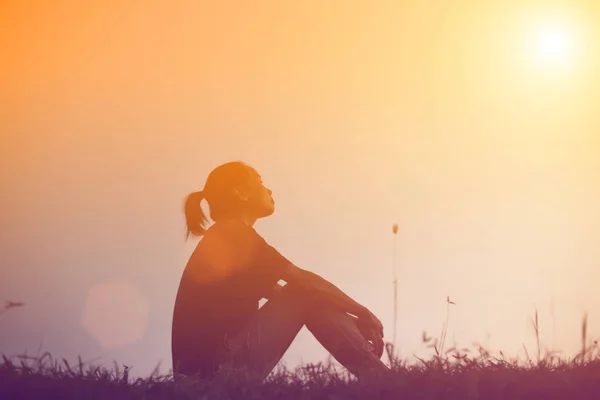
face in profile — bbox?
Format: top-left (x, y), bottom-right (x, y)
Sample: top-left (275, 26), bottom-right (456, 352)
top-left (242, 168), bottom-right (275, 219)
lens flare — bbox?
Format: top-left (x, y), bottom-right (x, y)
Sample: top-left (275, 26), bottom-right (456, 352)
top-left (81, 279), bottom-right (150, 349)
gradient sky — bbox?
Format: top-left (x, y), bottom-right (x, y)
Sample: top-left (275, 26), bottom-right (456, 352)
top-left (1, 0), bottom-right (599, 378)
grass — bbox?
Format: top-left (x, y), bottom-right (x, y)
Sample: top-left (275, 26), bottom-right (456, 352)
top-left (3, 298), bottom-right (600, 399)
top-left (3, 340), bottom-right (600, 399)
top-left (2, 309), bottom-right (600, 399)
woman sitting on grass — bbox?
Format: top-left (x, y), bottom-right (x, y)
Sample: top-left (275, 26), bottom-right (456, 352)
top-left (172, 161), bottom-right (391, 382)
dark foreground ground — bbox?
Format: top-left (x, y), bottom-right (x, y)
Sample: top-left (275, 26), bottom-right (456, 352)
top-left (2, 345), bottom-right (600, 400)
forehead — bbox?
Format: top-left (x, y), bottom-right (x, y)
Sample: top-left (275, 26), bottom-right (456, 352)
top-left (246, 168), bottom-right (261, 181)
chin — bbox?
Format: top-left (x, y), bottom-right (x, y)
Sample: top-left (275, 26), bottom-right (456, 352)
top-left (262, 205), bottom-right (275, 217)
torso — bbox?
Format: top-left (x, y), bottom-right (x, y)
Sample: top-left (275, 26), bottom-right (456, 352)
top-left (171, 221), bottom-right (287, 377)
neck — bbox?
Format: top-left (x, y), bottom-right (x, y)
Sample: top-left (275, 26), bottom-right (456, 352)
top-left (221, 214), bottom-right (257, 228)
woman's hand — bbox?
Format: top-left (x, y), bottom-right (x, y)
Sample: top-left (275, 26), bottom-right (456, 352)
top-left (353, 309), bottom-right (385, 358)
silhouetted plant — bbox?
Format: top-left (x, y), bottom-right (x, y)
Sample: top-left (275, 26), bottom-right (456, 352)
top-left (0, 300), bottom-right (24, 320)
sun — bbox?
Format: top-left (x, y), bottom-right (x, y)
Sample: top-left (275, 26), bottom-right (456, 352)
top-left (524, 14), bottom-right (581, 71)
top-left (537, 28), bottom-right (569, 61)
top-left (535, 26), bottom-right (572, 65)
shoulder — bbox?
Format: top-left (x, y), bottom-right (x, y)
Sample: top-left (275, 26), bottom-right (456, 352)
top-left (197, 221), bottom-right (268, 268)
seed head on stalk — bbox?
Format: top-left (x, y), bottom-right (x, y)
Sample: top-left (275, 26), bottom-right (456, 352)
top-left (392, 223), bottom-right (399, 355)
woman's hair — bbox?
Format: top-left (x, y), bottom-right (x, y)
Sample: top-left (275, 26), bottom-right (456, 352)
top-left (184, 161), bottom-right (256, 240)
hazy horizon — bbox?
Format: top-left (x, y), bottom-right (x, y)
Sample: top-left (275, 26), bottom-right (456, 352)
top-left (1, 0), bottom-right (599, 379)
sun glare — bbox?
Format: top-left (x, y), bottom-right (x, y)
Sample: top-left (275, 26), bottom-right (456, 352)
top-left (538, 28), bottom-right (569, 61)
top-left (533, 26), bottom-right (574, 67)
top-left (524, 12), bottom-right (581, 71)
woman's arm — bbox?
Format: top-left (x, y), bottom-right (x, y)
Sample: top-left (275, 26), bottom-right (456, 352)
top-left (280, 264), bottom-right (369, 319)
top-left (262, 282), bottom-right (284, 300)
top-left (243, 226), bottom-right (382, 339)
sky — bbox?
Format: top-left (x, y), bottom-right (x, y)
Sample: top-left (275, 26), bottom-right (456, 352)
top-left (1, 0), bottom-right (599, 379)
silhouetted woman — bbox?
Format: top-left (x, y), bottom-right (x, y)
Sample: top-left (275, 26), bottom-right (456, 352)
top-left (172, 161), bottom-right (390, 382)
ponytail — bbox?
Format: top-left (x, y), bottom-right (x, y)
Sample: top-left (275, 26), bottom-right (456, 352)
top-left (184, 191), bottom-right (208, 240)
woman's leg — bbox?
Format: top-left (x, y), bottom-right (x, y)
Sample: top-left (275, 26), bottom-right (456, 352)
top-left (217, 284), bottom-right (390, 382)
top-left (304, 304), bottom-right (391, 381)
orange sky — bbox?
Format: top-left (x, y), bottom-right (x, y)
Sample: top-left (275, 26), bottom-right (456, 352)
top-left (1, 0), bottom-right (599, 378)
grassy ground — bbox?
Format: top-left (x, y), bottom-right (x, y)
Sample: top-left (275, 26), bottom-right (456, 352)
top-left (3, 338), bottom-right (600, 400)
top-left (3, 301), bottom-right (600, 399)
